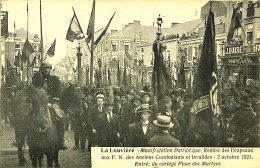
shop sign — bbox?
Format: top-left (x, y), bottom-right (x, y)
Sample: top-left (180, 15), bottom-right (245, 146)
top-left (225, 45), bottom-right (243, 55)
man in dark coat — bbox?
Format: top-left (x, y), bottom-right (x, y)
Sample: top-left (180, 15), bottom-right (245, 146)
top-left (31, 62), bottom-right (67, 149)
top-left (129, 95), bottom-right (142, 124)
top-left (96, 100), bottom-right (123, 147)
top-left (128, 104), bottom-right (157, 147)
top-left (149, 115), bottom-right (181, 147)
top-left (86, 94), bottom-right (105, 151)
top-left (118, 90), bottom-right (132, 144)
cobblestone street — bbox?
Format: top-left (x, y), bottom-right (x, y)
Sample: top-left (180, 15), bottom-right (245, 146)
top-left (0, 120), bottom-right (91, 168)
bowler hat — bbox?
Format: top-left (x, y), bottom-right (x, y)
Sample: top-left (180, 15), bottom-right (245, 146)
top-left (153, 115), bottom-right (174, 128)
top-left (136, 104), bottom-right (153, 114)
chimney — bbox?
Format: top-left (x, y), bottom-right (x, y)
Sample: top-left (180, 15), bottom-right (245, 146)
top-left (111, 30), bottom-right (118, 35)
top-left (171, 22), bottom-right (179, 27)
top-left (133, 20), bottom-right (140, 25)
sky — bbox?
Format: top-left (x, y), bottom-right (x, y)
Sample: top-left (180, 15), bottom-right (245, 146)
top-left (2, 0), bottom-right (209, 65)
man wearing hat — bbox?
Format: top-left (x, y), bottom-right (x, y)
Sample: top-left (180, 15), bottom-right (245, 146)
top-left (86, 94), bottom-right (105, 151)
top-left (141, 91), bottom-right (158, 121)
top-left (158, 96), bottom-right (182, 141)
top-left (96, 100), bottom-right (123, 147)
top-left (32, 61), bottom-right (68, 150)
top-left (129, 95), bottom-right (142, 124)
top-left (128, 104), bottom-right (157, 147)
top-left (149, 115), bottom-right (181, 147)
top-left (118, 90), bottom-right (132, 144)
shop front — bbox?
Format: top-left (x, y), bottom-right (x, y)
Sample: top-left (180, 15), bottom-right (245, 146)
top-left (220, 43), bottom-right (260, 82)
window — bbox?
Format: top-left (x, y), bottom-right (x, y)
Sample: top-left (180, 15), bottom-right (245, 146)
top-left (112, 41), bottom-right (117, 51)
top-left (34, 45), bottom-right (38, 50)
top-left (124, 41), bottom-right (130, 52)
top-left (141, 48), bottom-right (144, 52)
top-left (15, 43), bottom-right (21, 49)
top-left (247, 2), bottom-right (255, 17)
top-left (187, 46), bottom-right (193, 62)
top-left (246, 24), bottom-right (254, 44)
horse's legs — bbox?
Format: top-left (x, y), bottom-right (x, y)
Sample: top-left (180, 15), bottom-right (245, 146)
top-left (29, 148), bottom-right (38, 168)
top-left (38, 153), bottom-right (44, 168)
top-left (17, 146), bottom-right (26, 166)
top-left (46, 150), bottom-right (53, 168)
top-left (54, 150), bottom-right (60, 168)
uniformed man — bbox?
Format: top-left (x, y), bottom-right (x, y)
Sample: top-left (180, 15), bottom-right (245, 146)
top-left (32, 62), bottom-right (68, 150)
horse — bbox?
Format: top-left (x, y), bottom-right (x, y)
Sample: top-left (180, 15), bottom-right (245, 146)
top-left (14, 85), bottom-right (61, 167)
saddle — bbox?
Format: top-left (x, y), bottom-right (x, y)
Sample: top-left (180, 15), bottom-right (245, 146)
top-left (48, 103), bottom-right (65, 122)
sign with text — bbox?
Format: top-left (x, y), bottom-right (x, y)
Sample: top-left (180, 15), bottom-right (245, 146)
top-left (225, 44), bottom-right (260, 56)
top-left (222, 57), bottom-right (259, 65)
top-left (91, 147), bottom-right (260, 168)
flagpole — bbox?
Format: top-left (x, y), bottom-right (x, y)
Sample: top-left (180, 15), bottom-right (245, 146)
top-left (40, 0), bottom-right (44, 62)
top-left (90, 1), bottom-right (95, 86)
top-left (26, 0), bottom-right (29, 85)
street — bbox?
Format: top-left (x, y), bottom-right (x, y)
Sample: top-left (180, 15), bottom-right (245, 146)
top-left (0, 120), bottom-right (91, 168)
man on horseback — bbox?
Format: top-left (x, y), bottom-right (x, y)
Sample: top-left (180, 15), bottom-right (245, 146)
top-left (32, 62), bottom-right (68, 150)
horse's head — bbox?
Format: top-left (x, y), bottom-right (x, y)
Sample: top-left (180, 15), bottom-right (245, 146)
top-left (28, 85), bottom-right (50, 132)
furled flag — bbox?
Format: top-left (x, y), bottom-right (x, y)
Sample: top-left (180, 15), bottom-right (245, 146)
top-left (14, 52), bottom-right (22, 67)
top-left (178, 54), bottom-right (186, 89)
top-left (187, 10), bottom-right (222, 147)
top-left (86, 0), bottom-right (95, 43)
top-left (152, 42), bottom-right (172, 101)
top-left (86, 66), bottom-right (89, 85)
top-left (47, 39), bottom-right (56, 57)
top-left (6, 59), bottom-right (13, 71)
top-left (66, 11), bottom-right (84, 42)
top-left (94, 12), bottom-right (116, 45)
top-left (30, 55), bottom-right (37, 67)
top-left (108, 69), bottom-right (111, 86)
top-left (122, 67), bottom-right (127, 86)
top-left (117, 62), bottom-right (121, 86)
top-left (227, 8), bottom-right (242, 44)
top-left (22, 38), bottom-right (35, 62)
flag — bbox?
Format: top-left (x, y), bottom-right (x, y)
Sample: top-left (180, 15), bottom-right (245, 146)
top-left (94, 12), bottom-right (116, 45)
top-left (125, 50), bottom-right (134, 67)
top-left (14, 52), bottom-right (22, 67)
top-left (187, 10), bottom-right (221, 147)
top-left (122, 67), bottom-right (127, 86)
top-left (152, 42), bottom-right (172, 100)
top-left (117, 62), bottom-right (121, 86)
top-left (47, 39), bottom-right (56, 57)
top-left (1, 12), bottom-right (8, 38)
top-left (30, 55), bottom-right (37, 67)
top-left (227, 8), bottom-right (242, 44)
top-left (1, 66), bottom-right (6, 76)
top-left (108, 69), bottom-right (111, 86)
top-left (178, 54), bottom-right (186, 89)
top-left (6, 59), bottom-right (12, 71)
top-left (66, 12), bottom-right (84, 42)
top-left (86, 66), bottom-right (89, 85)
top-left (22, 38), bottom-right (35, 62)
top-left (129, 69), bottom-right (132, 85)
top-left (103, 69), bottom-right (107, 86)
top-left (86, 0), bottom-right (95, 43)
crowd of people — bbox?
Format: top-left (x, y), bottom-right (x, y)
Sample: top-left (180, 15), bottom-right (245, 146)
top-left (1, 62), bottom-right (259, 153)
